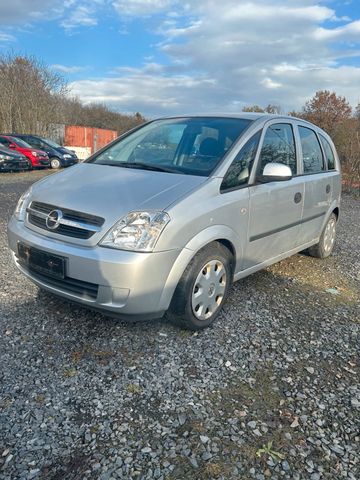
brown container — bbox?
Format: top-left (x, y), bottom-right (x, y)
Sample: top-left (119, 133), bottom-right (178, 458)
top-left (64, 125), bottom-right (118, 154)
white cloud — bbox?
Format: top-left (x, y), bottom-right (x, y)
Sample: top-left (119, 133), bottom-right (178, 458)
top-left (112, 0), bottom-right (174, 16)
top-left (314, 19), bottom-right (360, 40)
top-left (69, 68), bottom-right (217, 113)
top-left (0, 32), bottom-right (16, 43)
top-left (2, 0), bottom-right (360, 114)
top-left (0, 0), bottom-right (62, 24)
top-left (51, 64), bottom-right (89, 73)
top-left (67, 0), bottom-right (360, 115)
top-left (261, 78), bottom-right (283, 90)
top-left (60, 3), bottom-right (100, 29)
top-left (0, 0), bottom-right (101, 31)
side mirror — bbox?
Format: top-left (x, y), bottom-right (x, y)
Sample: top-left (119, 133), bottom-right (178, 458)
top-left (260, 162), bottom-right (292, 182)
top-left (9, 144), bottom-right (16, 149)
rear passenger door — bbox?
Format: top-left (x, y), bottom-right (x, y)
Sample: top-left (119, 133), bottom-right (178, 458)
top-left (244, 121), bottom-right (304, 269)
top-left (296, 124), bottom-right (331, 245)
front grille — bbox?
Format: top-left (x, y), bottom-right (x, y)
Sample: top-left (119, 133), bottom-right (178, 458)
top-left (27, 201), bottom-right (104, 239)
top-left (1, 160), bottom-right (29, 170)
top-left (19, 261), bottom-right (99, 300)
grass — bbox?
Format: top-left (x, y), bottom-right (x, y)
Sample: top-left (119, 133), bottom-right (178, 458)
top-left (126, 383), bottom-right (142, 394)
top-left (63, 367), bottom-right (77, 378)
top-left (256, 441), bottom-right (285, 462)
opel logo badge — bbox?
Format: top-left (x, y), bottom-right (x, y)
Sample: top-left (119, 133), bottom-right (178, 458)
top-left (46, 209), bottom-right (63, 230)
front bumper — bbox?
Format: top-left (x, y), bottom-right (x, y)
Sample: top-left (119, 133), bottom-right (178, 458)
top-left (0, 160), bottom-right (30, 171)
top-left (63, 157), bottom-right (78, 166)
top-left (30, 157), bottom-right (50, 167)
top-left (8, 217), bottom-right (182, 320)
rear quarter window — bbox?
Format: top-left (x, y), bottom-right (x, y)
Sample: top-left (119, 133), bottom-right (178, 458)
top-left (319, 134), bottom-right (336, 170)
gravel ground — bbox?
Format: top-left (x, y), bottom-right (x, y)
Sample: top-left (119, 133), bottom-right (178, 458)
top-left (0, 170), bottom-right (359, 480)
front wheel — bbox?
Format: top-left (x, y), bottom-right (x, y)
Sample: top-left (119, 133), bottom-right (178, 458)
top-left (50, 157), bottom-right (61, 169)
top-left (308, 213), bottom-right (337, 259)
top-left (167, 242), bottom-right (233, 330)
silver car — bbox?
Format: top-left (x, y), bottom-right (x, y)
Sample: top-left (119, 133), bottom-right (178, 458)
top-left (8, 114), bottom-right (341, 330)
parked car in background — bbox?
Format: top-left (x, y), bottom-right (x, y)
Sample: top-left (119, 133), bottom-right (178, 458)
top-left (8, 114), bottom-right (341, 330)
top-left (0, 135), bottom-right (49, 168)
top-left (0, 146), bottom-right (30, 172)
top-left (12, 134), bottom-right (78, 169)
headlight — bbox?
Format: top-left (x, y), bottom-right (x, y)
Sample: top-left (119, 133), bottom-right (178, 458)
top-left (100, 211), bottom-right (170, 252)
top-left (14, 188), bottom-right (32, 221)
top-left (31, 151), bottom-right (39, 157)
top-left (63, 154), bottom-right (72, 159)
top-left (0, 154), bottom-right (11, 162)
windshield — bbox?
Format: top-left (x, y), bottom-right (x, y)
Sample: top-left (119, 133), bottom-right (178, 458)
top-left (89, 117), bottom-right (252, 176)
top-left (10, 137), bottom-right (32, 148)
top-left (41, 137), bottom-right (61, 148)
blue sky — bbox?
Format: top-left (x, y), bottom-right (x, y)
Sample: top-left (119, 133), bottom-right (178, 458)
top-left (1, 0), bottom-right (360, 116)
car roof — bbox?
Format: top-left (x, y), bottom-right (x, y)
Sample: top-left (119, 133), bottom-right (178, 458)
top-left (152, 113), bottom-right (328, 136)
top-left (4, 133), bottom-right (39, 138)
top-left (153, 112), bottom-right (319, 125)
top-left (156, 112), bottom-right (271, 120)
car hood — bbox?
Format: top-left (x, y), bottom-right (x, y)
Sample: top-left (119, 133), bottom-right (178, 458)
top-left (58, 147), bottom-right (77, 156)
top-left (0, 147), bottom-right (26, 159)
top-left (29, 163), bottom-right (206, 243)
top-left (19, 147), bottom-right (47, 156)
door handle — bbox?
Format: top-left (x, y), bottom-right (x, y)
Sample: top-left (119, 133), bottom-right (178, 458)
top-left (326, 184), bottom-right (331, 194)
top-left (294, 192), bottom-right (302, 204)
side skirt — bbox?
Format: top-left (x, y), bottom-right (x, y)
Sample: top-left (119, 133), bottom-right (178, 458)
top-left (233, 237), bottom-right (320, 282)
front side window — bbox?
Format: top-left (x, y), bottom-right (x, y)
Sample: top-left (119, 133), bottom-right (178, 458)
top-left (221, 131), bottom-right (261, 191)
top-left (26, 137), bottom-right (42, 148)
top-left (90, 117), bottom-right (252, 177)
top-left (319, 134), bottom-right (336, 170)
top-left (0, 137), bottom-right (10, 147)
top-left (40, 137), bottom-right (61, 148)
top-left (299, 126), bottom-right (325, 174)
top-left (258, 123), bottom-right (296, 175)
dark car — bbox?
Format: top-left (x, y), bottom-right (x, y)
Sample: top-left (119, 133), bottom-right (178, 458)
top-left (0, 135), bottom-right (50, 168)
top-left (12, 134), bottom-right (78, 169)
top-left (0, 146), bottom-right (30, 172)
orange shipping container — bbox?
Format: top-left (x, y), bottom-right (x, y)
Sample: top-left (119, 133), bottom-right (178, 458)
top-left (64, 125), bottom-right (118, 155)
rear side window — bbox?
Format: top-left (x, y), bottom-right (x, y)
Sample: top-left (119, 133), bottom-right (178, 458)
top-left (319, 134), bottom-right (336, 170)
top-left (299, 126), bottom-right (325, 174)
top-left (258, 123), bottom-right (296, 175)
top-left (221, 131), bottom-right (261, 191)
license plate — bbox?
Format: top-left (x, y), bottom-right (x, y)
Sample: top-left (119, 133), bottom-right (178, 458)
top-left (18, 243), bottom-right (65, 279)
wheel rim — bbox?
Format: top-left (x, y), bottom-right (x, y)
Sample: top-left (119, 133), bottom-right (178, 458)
top-left (191, 259), bottom-right (227, 321)
top-left (51, 159), bottom-right (60, 168)
top-left (323, 218), bottom-right (336, 253)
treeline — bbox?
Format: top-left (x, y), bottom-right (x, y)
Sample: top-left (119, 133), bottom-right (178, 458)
top-left (0, 54), bottom-right (359, 189)
top-left (243, 91), bottom-right (360, 191)
top-left (0, 53), bottom-right (145, 137)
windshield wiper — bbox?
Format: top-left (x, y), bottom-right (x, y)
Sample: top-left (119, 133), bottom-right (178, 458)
top-left (102, 161), bottom-right (178, 174)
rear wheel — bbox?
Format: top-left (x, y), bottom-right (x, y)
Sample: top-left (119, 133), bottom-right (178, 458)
top-left (167, 242), bottom-right (233, 330)
top-left (50, 157), bottom-right (61, 169)
top-left (308, 213), bottom-right (337, 259)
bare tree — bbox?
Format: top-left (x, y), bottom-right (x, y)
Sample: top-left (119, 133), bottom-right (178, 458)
top-left (0, 53), bottom-right (68, 135)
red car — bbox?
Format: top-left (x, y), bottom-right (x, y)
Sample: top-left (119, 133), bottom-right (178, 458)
top-left (0, 135), bottom-right (50, 168)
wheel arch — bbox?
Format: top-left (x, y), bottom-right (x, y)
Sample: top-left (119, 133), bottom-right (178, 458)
top-left (157, 225), bottom-right (242, 311)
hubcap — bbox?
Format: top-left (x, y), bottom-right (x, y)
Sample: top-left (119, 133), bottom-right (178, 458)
top-left (323, 218), bottom-right (336, 253)
top-left (191, 260), bottom-right (227, 321)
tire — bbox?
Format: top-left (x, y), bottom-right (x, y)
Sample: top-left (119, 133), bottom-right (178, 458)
top-left (308, 213), bottom-right (337, 259)
top-left (50, 157), bottom-right (61, 169)
top-left (167, 242), bottom-right (233, 330)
